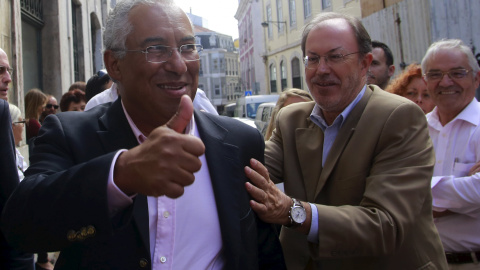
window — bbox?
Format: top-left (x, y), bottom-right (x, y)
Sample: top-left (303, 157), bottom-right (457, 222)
top-left (270, 64), bottom-right (277, 93)
top-left (21, 0), bottom-right (44, 92)
top-left (280, 61), bottom-right (287, 90)
top-left (267, 5), bottom-right (273, 38)
top-left (276, 0), bottom-right (284, 33)
top-left (291, 57), bottom-right (302, 88)
top-left (322, 0), bottom-right (332, 9)
top-left (303, 0), bottom-right (311, 19)
top-left (215, 85), bottom-right (220, 95)
top-left (289, 0), bottom-right (297, 28)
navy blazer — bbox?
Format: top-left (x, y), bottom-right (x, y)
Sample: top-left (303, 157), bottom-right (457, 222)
top-left (2, 98), bottom-right (285, 269)
top-left (0, 99), bottom-right (34, 269)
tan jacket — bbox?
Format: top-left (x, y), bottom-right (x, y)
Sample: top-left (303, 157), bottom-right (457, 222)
top-left (266, 85), bottom-right (447, 270)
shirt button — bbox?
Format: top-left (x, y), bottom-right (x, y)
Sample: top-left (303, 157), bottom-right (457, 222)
top-left (160, 256), bottom-right (167, 263)
top-left (163, 211), bottom-right (170, 218)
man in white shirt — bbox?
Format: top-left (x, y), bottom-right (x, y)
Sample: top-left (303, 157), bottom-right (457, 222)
top-left (422, 39), bottom-right (480, 269)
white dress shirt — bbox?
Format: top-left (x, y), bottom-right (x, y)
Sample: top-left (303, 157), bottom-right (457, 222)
top-left (106, 101), bottom-right (225, 269)
top-left (428, 98), bottom-right (480, 252)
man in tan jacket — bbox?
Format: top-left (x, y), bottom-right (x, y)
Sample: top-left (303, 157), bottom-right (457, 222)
top-left (245, 12), bottom-right (447, 269)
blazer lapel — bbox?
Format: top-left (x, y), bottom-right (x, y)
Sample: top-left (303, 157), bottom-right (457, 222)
top-left (314, 88), bottom-right (373, 199)
top-left (295, 118), bottom-right (324, 202)
top-left (194, 111), bottom-right (242, 267)
top-left (96, 98), bottom-right (150, 253)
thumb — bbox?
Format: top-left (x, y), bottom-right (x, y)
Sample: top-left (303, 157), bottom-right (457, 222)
top-left (166, 95), bottom-right (194, 133)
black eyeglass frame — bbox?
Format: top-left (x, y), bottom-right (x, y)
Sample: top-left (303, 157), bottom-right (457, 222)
top-left (45, 104), bottom-right (59, 109)
top-left (13, 120), bottom-right (26, 126)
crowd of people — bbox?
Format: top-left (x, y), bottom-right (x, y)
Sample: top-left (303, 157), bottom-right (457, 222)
top-left (0, 0), bottom-right (479, 269)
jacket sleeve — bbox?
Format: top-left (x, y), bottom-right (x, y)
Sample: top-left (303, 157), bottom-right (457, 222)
top-left (1, 114), bottom-right (126, 253)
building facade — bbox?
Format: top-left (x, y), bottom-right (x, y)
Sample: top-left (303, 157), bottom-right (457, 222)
top-left (236, 0), bottom-right (361, 95)
top-left (235, 0), bottom-right (267, 95)
top-left (1, 0), bottom-right (113, 157)
top-left (362, 0), bottom-right (480, 75)
top-left (193, 21), bottom-right (241, 113)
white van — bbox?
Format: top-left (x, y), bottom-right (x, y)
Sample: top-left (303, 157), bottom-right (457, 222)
top-left (234, 95), bottom-right (279, 119)
top-left (254, 102), bottom-right (276, 136)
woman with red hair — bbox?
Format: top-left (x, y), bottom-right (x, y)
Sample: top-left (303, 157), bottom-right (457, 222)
top-left (386, 64), bottom-right (435, 114)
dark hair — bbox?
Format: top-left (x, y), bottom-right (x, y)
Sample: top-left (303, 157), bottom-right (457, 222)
top-left (372, 40), bottom-right (394, 66)
top-left (68, 81), bottom-right (86, 92)
top-left (85, 72), bottom-right (112, 102)
top-left (301, 12), bottom-right (372, 57)
top-left (60, 89), bottom-right (86, 112)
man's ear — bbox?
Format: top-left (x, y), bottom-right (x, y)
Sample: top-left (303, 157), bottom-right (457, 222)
top-left (361, 52), bottom-right (373, 74)
top-left (104, 50), bottom-right (122, 82)
top-left (474, 70), bottom-right (480, 90)
top-left (388, 65), bottom-right (395, 77)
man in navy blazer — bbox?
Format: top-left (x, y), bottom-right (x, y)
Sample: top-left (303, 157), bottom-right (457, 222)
top-left (0, 99), bottom-right (34, 269)
top-left (1, 1), bottom-right (284, 269)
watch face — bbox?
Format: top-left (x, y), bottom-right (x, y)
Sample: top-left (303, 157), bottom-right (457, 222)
top-left (291, 207), bottom-right (306, 223)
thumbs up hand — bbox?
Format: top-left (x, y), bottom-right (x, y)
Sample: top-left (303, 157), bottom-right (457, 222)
top-left (114, 95), bottom-right (205, 198)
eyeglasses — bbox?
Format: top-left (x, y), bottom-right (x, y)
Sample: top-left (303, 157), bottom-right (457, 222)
top-left (119, 44), bottom-right (203, 63)
top-left (45, 104), bottom-right (59, 109)
top-left (13, 120), bottom-right (26, 126)
top-left (0, 66), bottom-right (14, 76)
top-left (423, 69), bottom-right (471, 82)
top-left (304, 52), bottom-right (360, 69)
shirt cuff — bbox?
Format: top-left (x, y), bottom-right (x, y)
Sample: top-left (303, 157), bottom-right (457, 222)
top-left (107, 150), bottom-right (135, 216)
top-left (307, 203), bottom-right (319, 243)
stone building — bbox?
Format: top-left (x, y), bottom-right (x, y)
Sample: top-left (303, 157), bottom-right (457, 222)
top-left (235, 0), bottom-right (361, 95)
top-left (1, 0), bottom-right (113, 157)
top-left (191, 15), bottom-right (241, 114)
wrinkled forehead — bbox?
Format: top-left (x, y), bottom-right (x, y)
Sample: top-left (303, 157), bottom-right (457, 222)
top-left (426, 48), bottom-right (469, 70)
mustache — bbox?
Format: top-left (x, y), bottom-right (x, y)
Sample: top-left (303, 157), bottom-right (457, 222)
top-left (310, 73), bottom-right (339, 83)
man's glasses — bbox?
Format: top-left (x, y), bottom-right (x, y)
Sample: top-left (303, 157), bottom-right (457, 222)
top-left (45, 104), bottom-right (59, 109)
top-left (13, 120), bottom-right (26, 126)
top-left (423, 69), bottom-right (471, 82)
top-left (0, 66), bottom-right (14, 76)
top-left (119, 44), bottom-right (203, 64)
top-left (304, 52), bottom-right (360, 69)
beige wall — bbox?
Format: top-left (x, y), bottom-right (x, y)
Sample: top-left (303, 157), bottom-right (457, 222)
top-left (262, 0), bottom-right (361, 94)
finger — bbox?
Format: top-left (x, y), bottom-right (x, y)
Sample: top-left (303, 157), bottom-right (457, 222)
top-left (249, 199), bottom-right (268, 215)
top-left (245, 175), bottom-right (268, 203)
top-left (245, 163), bottom-right (270, 190)
top-left (181, 135), bottom-right (206, 157)
top-left (469, 163), bottom-right (480, 175)
top-left (166, 95), bottom-right (194, 133)
top-left (249, 158), bottom-right (271, 183)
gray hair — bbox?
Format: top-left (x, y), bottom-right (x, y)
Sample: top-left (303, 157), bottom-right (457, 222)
top-left (301, 12), bottom-right (372, 57)
top-left (8, 103), bottom-right (22, 123)
top-left (104, 0), bottom-right (189, 59)
top-left (421, 39), bottom-right (480, 74)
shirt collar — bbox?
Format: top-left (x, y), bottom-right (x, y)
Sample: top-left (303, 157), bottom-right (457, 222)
top-left (310, 85), bottom-right (367, 131)
top-left (427, 98), bottom-right (480, 129)
top-left (121, 100), bottom-right (195, 144)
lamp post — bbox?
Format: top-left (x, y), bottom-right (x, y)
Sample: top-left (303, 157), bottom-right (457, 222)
top-left (261, 20), bottom-right (287, 31)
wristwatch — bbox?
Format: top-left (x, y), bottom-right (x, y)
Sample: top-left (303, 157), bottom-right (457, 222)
top-left (287, 197), bottom-right (306, 228)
